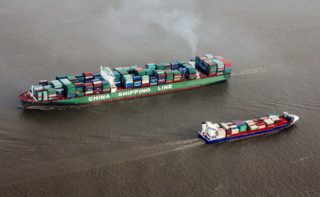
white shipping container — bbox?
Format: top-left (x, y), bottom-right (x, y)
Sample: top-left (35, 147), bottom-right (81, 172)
top-left (217, 130), bottom-right (226, 139)
top-left (142, 79), bottom-right (149, 82)
top-left (204, 54), bottom-right (214, 59)
top-left (214, 56), bottom-right (224, 60)
top-left (207, 130), bottom-right (216, 138)
top-left (247, 122), bottom-right (256, 126)
top-left (214, 123), bottom-right (221, 128)
top-left (217, 128), bottom-right (226, 132)
top-left (264, 118), bottom-right (274, 125)
top-left (206, 122), bottom-right (215, 128)
top-left (249, 125), bottom-right (258, 130)
top-left (37, 93), bottom-right (43, 101)
top-left (230, 125), bottom-right (238, 129)
top-left (188, 61), bottom-right (196, 67)
top-left (220, 123), bottom-right (229, 130)
top-left (269, 115), bottom-right (280, 121)
top-left (34, 87), bottom-right (44, 91)
top-left (231, 129), bottom-right (239, 134)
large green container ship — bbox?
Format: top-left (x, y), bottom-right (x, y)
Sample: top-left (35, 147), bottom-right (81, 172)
top-left (18, 54), bottom-right (231, 109)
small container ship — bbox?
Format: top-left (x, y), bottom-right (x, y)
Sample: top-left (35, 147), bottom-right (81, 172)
top-left (199, 112), bottom-right (299, 144)
top-left (18, 54), bottom-right (231, 109)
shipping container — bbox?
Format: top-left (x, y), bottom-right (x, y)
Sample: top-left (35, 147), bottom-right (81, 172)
top-left (39, 80), bottom-right (49, 86)
top-left (19, 53), bottom-right (232, 108)
top-left (146, 63), bottom-right (156, 71)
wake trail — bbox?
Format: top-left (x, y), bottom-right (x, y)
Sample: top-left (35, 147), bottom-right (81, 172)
top-left (0, 138), bottom-right (203, 187)
top-left (231, 64), bottom-right (283, 77)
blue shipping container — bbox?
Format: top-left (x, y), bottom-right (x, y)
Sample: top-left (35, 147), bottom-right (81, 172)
top-left (133, 76), bottom-right (142, 81)
top-left (134, 82), bottom-right (142, 87)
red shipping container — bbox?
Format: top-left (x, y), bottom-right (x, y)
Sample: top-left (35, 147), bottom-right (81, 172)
top-left (141, 83), bottom-right (150, 87)
top-left (267, 124), bottom-right (275, 128)
top-left (199, 56), bottom-right (207, 61)
top-left (74, 82), bottom-right (84, 87)
top-left (158, 79), bottom-right (166, 84)
top-left (85, 83), bottom-right (93, 87)
top-left (219, 59), bottom-right (231, 67)
top-left (226, 129), bottom-right (232, 136)
top-left (83, 72), bottom-right (93, 76)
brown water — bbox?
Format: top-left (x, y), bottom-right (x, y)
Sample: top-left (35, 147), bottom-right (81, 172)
top-left (0, 0), bottom-right (320, 196)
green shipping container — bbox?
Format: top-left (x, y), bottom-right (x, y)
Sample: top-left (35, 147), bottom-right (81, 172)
top-left (146, 63), bottom-right (156, 71)
top-left (224, 67), bottom-right (232, 74)
top-left (210, 68), bottom-right (217, 73)
top-left (186, 66), bottom-right (196, 74)
top-left (117, 70), bottom-right (129, 76)
top-left (137, 70), bottom-right (146, 76)
top-left (37, 91), bottom-right (43, 101)
top-left (144, 69), bottom-right (154, 76)
top-left (129, 65), bottom-right (137, 70)
top-left (59, 78), bottom-right (72, 85)
top-left (123, 74), bottom-right (133, 82)
top-left (165, 70), bottom-right (174, 79)
top-left (177, 61), bottom-right (187, 66)
top-left (155, 70), bottom-right (165, 75)
top-left (67, 75), bottom-right (77, 80)
top-left (238, 125), bottom-right (247, 132)
top-left (172, 70), bottom-right (181, 75)
top-left (102, 83), bottom-right (110, 88)
top-left (47, 88), bottom-right (56, 95)
top-left (156, 64), bottom-right (165, 70)
top-left (76, 87), bottom-right (83, 91)
top-left (43, 85), bottom-right (53, 90)
top-left (42, 90), bottom-right (48, 100)
top-left (76, 92), bottom-right (84, 97)
top-left (51, 81), bottom-right (63, 89)
top-left (211, 59), bottom-right (224, 68)
top-left (115, 67), bottom-right (130, 72)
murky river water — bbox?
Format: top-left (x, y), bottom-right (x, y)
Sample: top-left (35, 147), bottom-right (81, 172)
top-left (0, 0), bottom-right (319, 196)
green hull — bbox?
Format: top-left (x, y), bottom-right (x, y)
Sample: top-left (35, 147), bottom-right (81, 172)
top-left (25, 75), bottom-right (229, 107)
